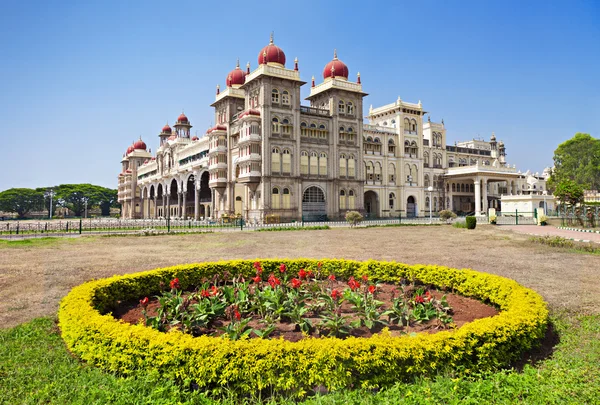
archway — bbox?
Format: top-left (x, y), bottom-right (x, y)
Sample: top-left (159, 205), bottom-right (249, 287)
top-left (186, 175), bottom-right (195, 218)
top-left (407, 196), bottom-right (416, 218)
top-left (364, 190), bottom-right (379, 218)
top-left (302, 186), bottom-right (326, 221)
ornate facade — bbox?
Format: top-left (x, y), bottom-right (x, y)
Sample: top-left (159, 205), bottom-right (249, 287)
top-left (118, 36), bottom-right (548, 221)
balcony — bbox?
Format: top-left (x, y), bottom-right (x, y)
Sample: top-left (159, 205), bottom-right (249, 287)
top-left (300, 106), bottom-right (331, 117)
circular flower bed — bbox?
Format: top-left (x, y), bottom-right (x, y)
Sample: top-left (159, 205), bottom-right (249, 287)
top-left (59, 259), bottom-right (548, 397)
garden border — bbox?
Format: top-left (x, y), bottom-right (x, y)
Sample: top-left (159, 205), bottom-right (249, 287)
top-left (58, 259), bottom-right (548, 397)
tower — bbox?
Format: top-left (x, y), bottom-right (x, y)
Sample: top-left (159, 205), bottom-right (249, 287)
top-left (174, 112), bottom-right (192, 138)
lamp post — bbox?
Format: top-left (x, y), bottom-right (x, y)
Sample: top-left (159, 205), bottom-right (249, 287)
top-left (83, 197), bottom-right (89, 219)
top-left (427, 186), bottom-right (434, 223)
top-left (45, 189), bottom-right (56, 220)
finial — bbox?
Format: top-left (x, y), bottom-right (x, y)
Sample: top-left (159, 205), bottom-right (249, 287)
top-left (418, 100), bottom-right (422, 107)
top-left (369, 104), bottom-right (373, 112)
top-left (294, 57), bottom-right (298, 71)
top-left (357, 72), bottom-right (361, 84)
top-left (334, 49), bottom-right (338, 59)
top-left (428, 115), bottom-right (431, 122)
top-left (246, 61), bottom-right (250, 74)
top-left (216, 84), bottom-right (220, 95)
top-left (236, 58), bottom-right (240, 69)
top-left (263, 50), bottom-right (267, 64)
top-left (311, 75), bottom-right (315, 87)
top-left (397, 95), bottom-right (401, 104)
top-left (441, 118), bottom-right (445, 125)
top-left (270, 31), bottom-right (274, 44)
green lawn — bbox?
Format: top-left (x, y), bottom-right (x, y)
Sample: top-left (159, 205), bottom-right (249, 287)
top-left (1, 312), bottom-right (598, 404)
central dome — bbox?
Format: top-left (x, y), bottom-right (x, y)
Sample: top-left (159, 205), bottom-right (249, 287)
top-left (322, 50), bottom-right (349, 80)
top-left (257, 34), bottom-right (286, 67)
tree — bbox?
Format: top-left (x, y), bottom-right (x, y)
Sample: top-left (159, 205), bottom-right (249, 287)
top-left (548, 133), bottom-right (600, 191)
top-left (345, 211), bottom-right (363, 227)
top-left (0, 188), bottom-right (44, 218)
top-left (553, 179), bottom-right (584, 207)
top-left (55, 184), bottom-right (106, 217)
top-left (96, 187), bottom-right (119, 216)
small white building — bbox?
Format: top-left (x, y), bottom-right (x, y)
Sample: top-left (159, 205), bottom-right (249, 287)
top-left (500, 193), bottom-right (556, 216)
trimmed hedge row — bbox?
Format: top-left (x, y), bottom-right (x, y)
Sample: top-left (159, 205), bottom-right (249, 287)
top-left (58, 259), bottom-right (548, 397)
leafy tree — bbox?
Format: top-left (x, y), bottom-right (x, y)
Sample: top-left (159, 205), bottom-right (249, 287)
top-left (553, 179), bottom-right (584, 207)
top-left (0, 188), bottom-right (44, 218)
top-left (96, 187), bottom-right (119, 216)
top-left (35, 187), bottom-right (59, 217)
top-left (548, 133), bottom-right (600, 191)
top-left (55, 184), bottom-right (107, 217)
top-left (345, 211), bottom-right (363, 227)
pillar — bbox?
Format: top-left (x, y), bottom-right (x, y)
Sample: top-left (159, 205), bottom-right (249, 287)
top-left (194, 185), bottom-right (199, 220)
top-left (182, 191), bottom-right (187, 219)
top-left (482, 178), bottom-right (488, 214)
top-left (153, 196), bottom-right (158, 218)
top-left (474, 178), bottom-right (481, 216)
top-left (177, 192), bottom-right (182, 218)
top-left (166, 193), bottom-right (171, 219)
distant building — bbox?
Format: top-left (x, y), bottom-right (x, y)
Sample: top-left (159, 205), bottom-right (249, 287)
top-left (118, 36), bottom-right (548, 221)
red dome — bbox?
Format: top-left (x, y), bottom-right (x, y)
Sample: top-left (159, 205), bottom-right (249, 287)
top-left (126, 145), bottom-right (134, 154)
top-left (133, 139), bottom-right (147, 150)
top-left (192, 136), bottom-right (199, 141)
top-left (322, 50), bottom-right (349, 80)
top-left (239, 109), bottom-right (261, 119)
top-left (176, 113), bottom-right (189, 124)
top-left (162, 124), bottom-right (172, 133)
top-left (226, 62), bottom-right (246, 87)
top-left (258, 35), bottom-right (286, 66)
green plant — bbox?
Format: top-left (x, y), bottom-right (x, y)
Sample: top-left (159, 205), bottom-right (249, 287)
top-left (466, 216), bottom-right (477, 229)
top-left (453, 220), bottom-right (468, 229)
top-left (438, 210), bottom-right (457, 223)
top-left (345, 211), bottom-right (363, 227)
top-left (489, 214), bottom-right (497, 224)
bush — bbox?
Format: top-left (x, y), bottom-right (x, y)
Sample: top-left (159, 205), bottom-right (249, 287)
top-left (345, 211), bottom-right (363, 227)
top-left (59, 259), bottom-right (548, 398)
top-left (453, 221), bottom-right (468, 229)
top-left (466, 216), bottom-right (477, 229)
top-left (438, 210), bottom-right (457, 223)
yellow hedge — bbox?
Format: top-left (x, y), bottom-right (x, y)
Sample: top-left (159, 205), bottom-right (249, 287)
top-left (58, 259), bottom-right (548, 397)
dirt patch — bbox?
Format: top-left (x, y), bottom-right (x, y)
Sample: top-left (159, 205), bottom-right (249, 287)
top-left (1, 225), bottom-right (599, 329)
top-left (114, 282), bottom-right (498, 341)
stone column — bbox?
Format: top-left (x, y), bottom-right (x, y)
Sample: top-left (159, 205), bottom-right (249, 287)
top-left (177, 192), bottom-right (182, 218)
top-left (482, 178), bottom-right (488, 214)
top-left (166, 193), bottom-right (171, 219)
top-left (153, 197), bottom-right (158, 218)
top-left (182, 191), bottom-right (187, 220)
top-left (474, 178), bottom-right (481, 216)
top-left (194, 184), bottom-right (199, 220)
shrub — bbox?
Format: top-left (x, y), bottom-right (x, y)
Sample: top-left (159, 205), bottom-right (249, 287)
top-left (453, 221), bottom-right (468, 229)
top-left (59, 259), bottom-right (547, 398)
top-left (489, 215), bottom-right (497, 224)
top-left (438, 210), bottom-right (457, 223)
top-left (345, 211), bottom-right (363, 227)
top-left (466, 216), bottom-right (477, 229)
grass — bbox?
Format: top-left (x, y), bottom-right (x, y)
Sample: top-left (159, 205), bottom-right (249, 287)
top-left (0, 237), bottom-right (82, 248)
top-left (1, 312), bottom-right (598, 404)
top-left (254, 225), bottom-right (330, 232)
top-left (529, 235), bottom-right (600, 255)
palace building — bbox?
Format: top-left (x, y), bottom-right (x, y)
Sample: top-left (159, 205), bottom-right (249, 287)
top-left (118, 35), bottom-right (549, 221)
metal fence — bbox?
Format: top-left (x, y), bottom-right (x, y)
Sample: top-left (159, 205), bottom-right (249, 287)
top-left (0, 215), bottom-right (444, 239)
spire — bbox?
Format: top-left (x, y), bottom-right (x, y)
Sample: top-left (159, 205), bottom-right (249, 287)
top-left (357, 72), bottom-right (361, 84)
top-left (236, 58), bottom-right (240, 69)
top-left (294, 57), bottom-right (298, 71)
top-left (311, 75), bottom-right (315, 87)
top-left (270, 31), bottom-right (274, 44)
top-left (333, 49), bottom-right (338, 60)
top-left (216, 84), bottom-right (220, 95)
top-left (246, 61), bottom-right (250, 74)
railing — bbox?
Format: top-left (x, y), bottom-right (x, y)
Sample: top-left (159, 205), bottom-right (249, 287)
top-left (300, 106), bottom-right (330, 116)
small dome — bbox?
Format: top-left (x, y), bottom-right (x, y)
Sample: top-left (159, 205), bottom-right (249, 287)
top-left (176, 113), bottom-right (189, 124)
top-left (192, 136), bottom-right (199, 141)
top-left (126, 145), bottom-right (134, 154)
top-left (257, 34), bottom-right (286, 67)
top-left (322, 50), bottom-right (349, 80)
top-left (226, 61), bottom-right (246, 87)
top-left (239, 109), bottom-right (261, 119)
top-left (133, 139), bottom-right (147, 150)
top-left (162, 124), bottom-right (172, 134)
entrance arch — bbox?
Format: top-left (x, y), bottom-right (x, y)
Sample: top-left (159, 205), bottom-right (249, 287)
top-left (407, 196), bottom-right (416, 218)
top-left (302, 186), bottom-right (326, 221)
top-left (364, 190), bottom-right (379, 218)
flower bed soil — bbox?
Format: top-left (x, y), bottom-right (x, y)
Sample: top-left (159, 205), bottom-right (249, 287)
top-left (114, 281), bottom-right (498, 342)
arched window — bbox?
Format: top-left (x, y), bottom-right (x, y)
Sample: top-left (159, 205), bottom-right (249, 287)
top-left (319, 152), bottom-right (328, 176)
top-left (433, 196), bottom-right (438, 212)
top-left (300, 151), bottom-right (309, 175)
top-left (348, 189), bottom-right (356, 209)
top-left (423, 151), bottom-right (429, 167)
top-left (470, 184), bottom-right (474, 193)
top-left (339, 189), bottom-right (346, 210)
top-left (271, 88), bottom-right (279, 104)
top-left (411, 119), bottom-right (417, 133)
top-left (425, 196), bottom-right (430, 208)
top-left (388, 163), bottom-right (396, 183)
top-left (339, 126), bottom-right (346, 141)
top-left (302, 186), bottom-right (325, 203)
top-left (339, 153), bottom-right (347, 177)
top-left (347, 127), bottom-right (354, 143)
top-left (366, 161), bottom-right (374, 181)
top-left (272, 187), bottom-right (280, 209)
top-left (388, 138), bottom-right (396, 155)
top-left (424, 174), bottom-right (430, 188)
top-left (272, 117), bottom-right (280, 133)
top-left (282, 118), bottom-right (291, 135)
top-left (404, 140), bottom-right (410, 155)
top-left (318, 124), bottom-right (327, 139)
top-left (282, 149), bottom-right (291, 174)
top-left (271, 147), bottom-right (281, 174)
top-left (300, 122), bottom-right (307, 137)
top-left (338, 100), bottom-right (345, 114)
top-left (310, 151), bottom-right (318, 175)
top-left (452, 183), bottom-right (456, 192)
top-left (391, 119), bottom-right (396, 128)
top-left (348, 155), bottom-right (356, 178)
top-left (282, 188), bottom-right (291, 209)
top-left (375, 162), bottom-right (382, 181)
top-left (282, 90), bottom-right (290, 105)
top-left (389, 192), bottom-right (396, 209)
top-left (403, 118), bottom-right (410, 132)
top-left (346, 101), bottom-right (354, 115)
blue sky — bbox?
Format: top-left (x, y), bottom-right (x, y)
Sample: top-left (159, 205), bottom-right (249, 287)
top-left (1, 0), bottom-right (598, 191)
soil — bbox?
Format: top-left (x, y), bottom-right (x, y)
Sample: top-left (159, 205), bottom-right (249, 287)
top-left (114, 281), bottom-right (498, 341)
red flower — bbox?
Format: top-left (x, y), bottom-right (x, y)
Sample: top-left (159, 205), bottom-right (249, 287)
top-left (328, 274), bottom-right (336, 281)
top-left (234, 308), bottom-right (241, 321)
top-left (331, 289), bottom-right (341, 300)
top-left (362, 274), bottom-right (369, 283)
top-left (291, 278), bottom-right (302, 289)
top-left (200, 289), bottom-right (210, 298)
top-left (139, 297), bottom-right (149, 307)
top-left (253, 275), bottom-right (261, 283)
top-left (279, 263), bottom-right (287, 273)
top-left (348, 276), bottom-right (361, 291)
top-left (268, 273), bottom-right (281, 288)
top-left (298, 269), bottom-right (307, 280)
top-left (368, 285), bottom-right (376, 294)
top-left (318, 261), bottom-right (323, 268)
top-left (170, 278), bottom-right (180, 290)
top-left (253, 261), bottom-right (263, 274)
top-left (425, 291), bottom-right (432, 302)
top-left (307, 270), bottom-right (314, 279)
top-left (415, 295), bottom-right (425, 304)
top-left (210, 286), bottom-right (219, 296)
